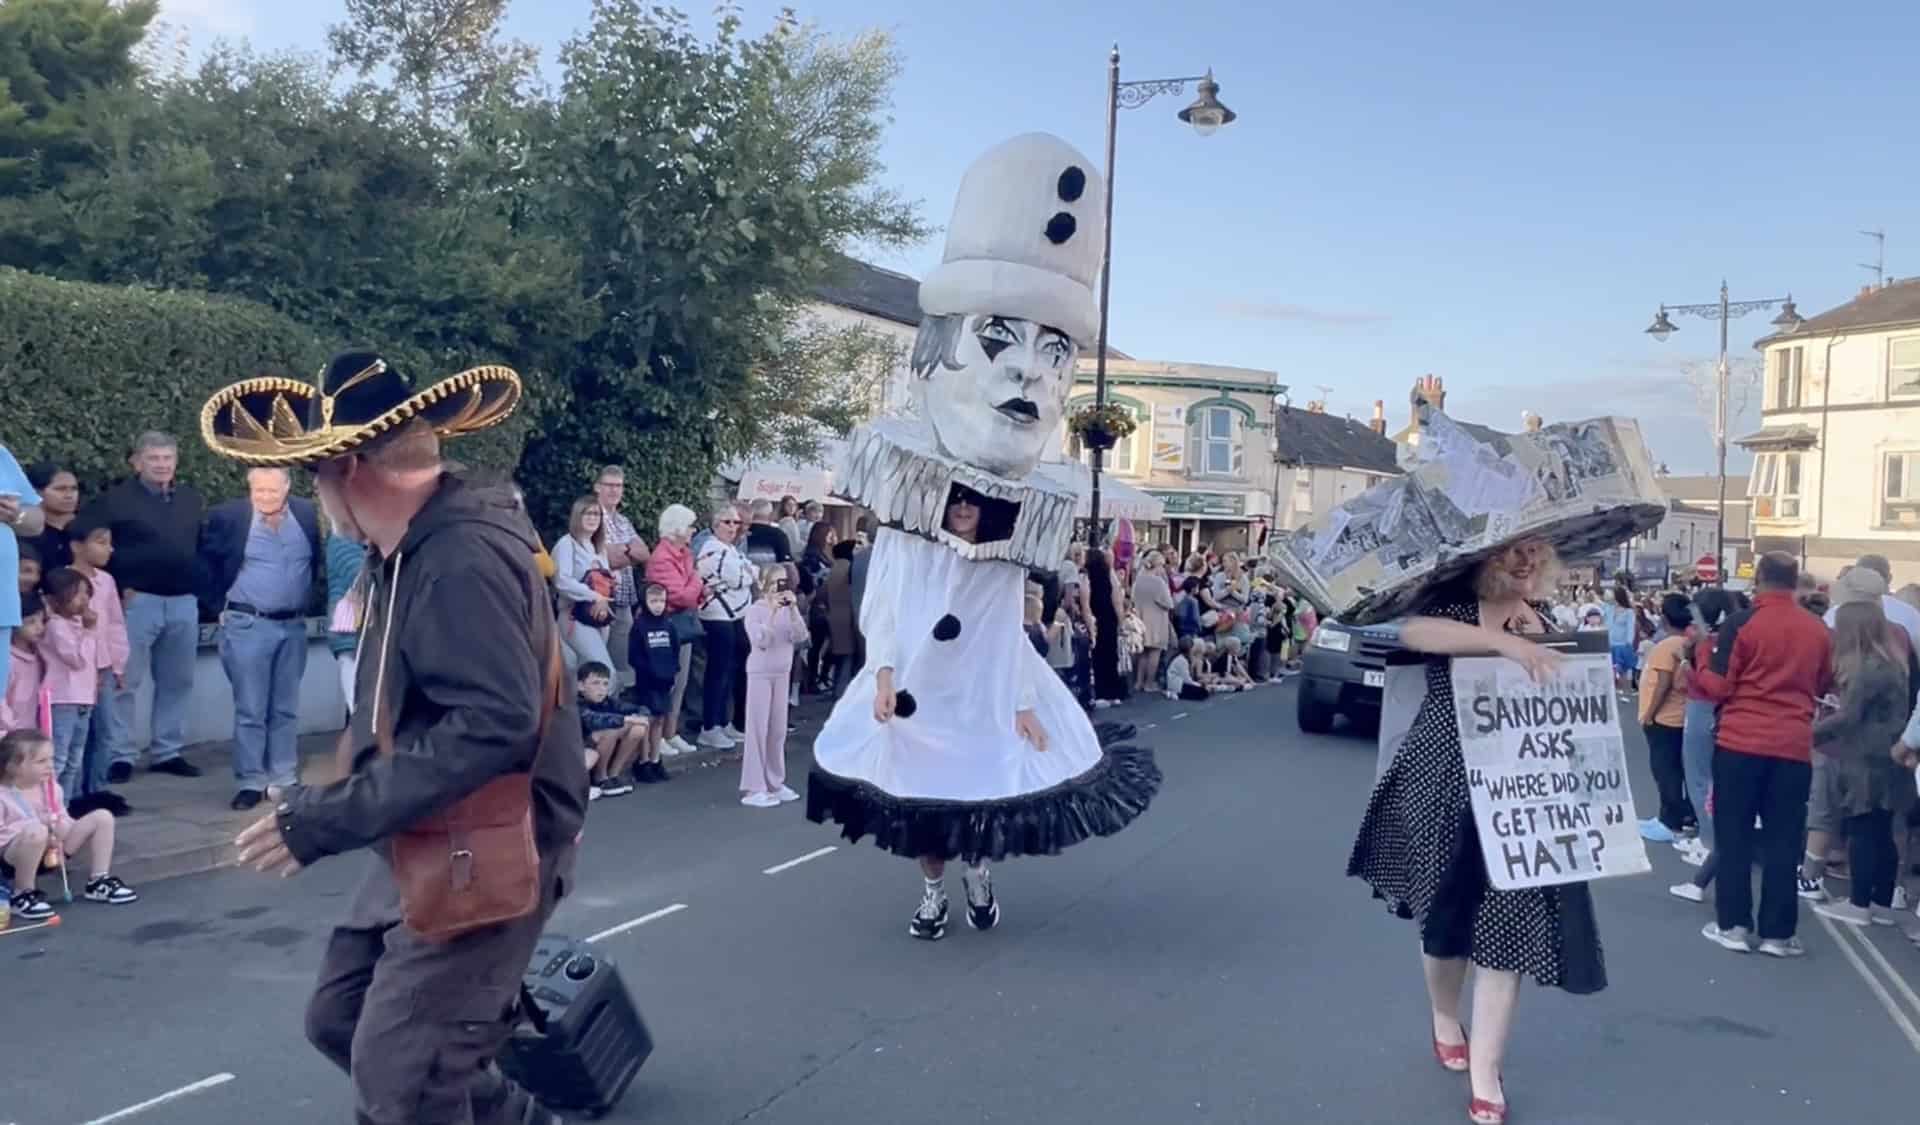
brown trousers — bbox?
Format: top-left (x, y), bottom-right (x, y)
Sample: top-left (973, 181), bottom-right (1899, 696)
top-left (304, 847), bottom-right (575, 1124)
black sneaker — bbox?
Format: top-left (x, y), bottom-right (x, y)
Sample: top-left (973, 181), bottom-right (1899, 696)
top-left (151, 757), bottom-right (203, 779)
top-left (83, 874), bottom-right (138, 904)
top-left (963, 867), bottom-right (1000, 932)
top-left (647, 762), bottom-right (671, 783)
top-left (107, 761), bottom-right (133, 785)
top-left (231, 789), bottom-right (264, 811)
top-left (909, 881), bottom-right (948, 941)
top-left (9, 889), bottom-right (56, 920)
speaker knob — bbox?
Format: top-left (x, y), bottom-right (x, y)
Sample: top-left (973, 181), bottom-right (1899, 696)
top-left (563, 955), bottom-right (596, 981)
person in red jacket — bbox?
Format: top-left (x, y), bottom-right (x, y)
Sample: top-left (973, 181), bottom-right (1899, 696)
top-left (644, 504), bottom-right (706, 757)
top-left (1689, 552), bottom-right (1834, 957)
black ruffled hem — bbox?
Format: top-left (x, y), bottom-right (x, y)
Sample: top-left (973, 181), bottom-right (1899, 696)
top-left (804, 722), bottom-right (1161, 864)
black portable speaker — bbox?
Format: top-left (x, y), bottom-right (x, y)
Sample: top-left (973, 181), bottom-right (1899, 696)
top-left (499, 935), bottom-right (653, 1119)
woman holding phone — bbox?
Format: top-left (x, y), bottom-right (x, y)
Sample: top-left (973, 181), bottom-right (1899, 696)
top-left (740, 565), bottom-right (806, 808)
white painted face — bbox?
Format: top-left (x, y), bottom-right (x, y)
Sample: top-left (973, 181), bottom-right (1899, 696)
top-left (917, 314), bottom-right (1078, 477)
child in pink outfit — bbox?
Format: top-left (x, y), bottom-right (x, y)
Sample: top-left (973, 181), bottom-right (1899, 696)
top-left (38, 568), bottom-right (100, 799)
top-left (740, 567), bottom-right (808, 808)
top-left (1, 592), bottom-right (49, 734)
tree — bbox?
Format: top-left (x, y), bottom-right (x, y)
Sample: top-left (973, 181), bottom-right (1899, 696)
top-left (0, 0), bottom-right (157, 191)
top-left (327, 0), bottom-right (538, 133)
top-left (508, 2), bottom-right (926, 526)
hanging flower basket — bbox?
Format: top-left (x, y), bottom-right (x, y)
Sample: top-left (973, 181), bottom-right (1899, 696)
top-left (1068, 403), bottom-right (1137, 452)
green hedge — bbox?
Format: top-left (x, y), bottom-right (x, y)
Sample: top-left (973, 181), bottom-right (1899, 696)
top-left (0, 268), bottom-right (531, 503)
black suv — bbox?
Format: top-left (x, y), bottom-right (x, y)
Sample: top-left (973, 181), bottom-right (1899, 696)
top-left (1295, 618), bottom-right (1406, 734)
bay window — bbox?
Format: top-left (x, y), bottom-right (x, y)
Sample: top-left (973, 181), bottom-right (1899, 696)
top-left (1884, 452), bottom-right (1920, 528)
top-left (1748, 451), bottom-right (1804, 520)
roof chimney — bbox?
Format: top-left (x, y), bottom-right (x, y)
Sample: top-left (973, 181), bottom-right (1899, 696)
top-left (1522, 411), bottom-right (1543, 432)
top-left (1307, 400), bottom-right (1326, 414)
top-left (1861, 285), bottom-right (1875, 300)
top-left (1369, 399), bottom-right (1386, 435)
top-left (1409, 373), bottom-right (1446, 433)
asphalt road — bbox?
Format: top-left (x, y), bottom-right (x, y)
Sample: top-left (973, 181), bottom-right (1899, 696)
top-left (9, 680), bottom-right (1920, 1125)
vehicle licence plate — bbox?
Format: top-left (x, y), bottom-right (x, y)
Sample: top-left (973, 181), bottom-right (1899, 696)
top-left (1362, 670), bottom-right (1385, 688)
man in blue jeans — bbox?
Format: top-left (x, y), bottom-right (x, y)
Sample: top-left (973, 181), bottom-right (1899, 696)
top-left (200, 467), bottom-right (320, 810)
top-left (85, 432), bottom-right (206, 780)
top-left (0, 443), bottom-right (45, 697)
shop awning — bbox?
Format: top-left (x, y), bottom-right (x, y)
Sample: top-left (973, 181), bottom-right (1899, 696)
top-left (719, 439), bottom-right (845, 504)
top-left (1041, 460), bottom-right (1166, 521)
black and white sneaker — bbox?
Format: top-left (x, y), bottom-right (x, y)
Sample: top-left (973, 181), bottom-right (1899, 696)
top-left (9, 889), bottom-right (57, 920)
top-left (963, 866), bottom-right (1000, 931)
top-left (83, 874), bottom-right (138, 904)
top-left (908, 881), bottom-right (948, 941)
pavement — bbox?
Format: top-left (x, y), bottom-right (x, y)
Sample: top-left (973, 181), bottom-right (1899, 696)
top-left (8, 680), bottom-right (1920, 1125)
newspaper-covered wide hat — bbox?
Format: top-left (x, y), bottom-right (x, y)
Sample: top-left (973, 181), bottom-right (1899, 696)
top-left (1267, 393), bottom-right (1667, 626)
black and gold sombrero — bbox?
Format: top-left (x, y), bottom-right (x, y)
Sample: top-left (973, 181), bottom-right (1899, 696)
top-left (200, 350), bottom-right (521, 466)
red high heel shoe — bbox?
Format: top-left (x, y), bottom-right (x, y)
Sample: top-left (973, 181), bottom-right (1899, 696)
top-left (1466, 1079), bottom-right (1506, 1124)
top-left (1432, 1034), bottom-right (1470, 1072)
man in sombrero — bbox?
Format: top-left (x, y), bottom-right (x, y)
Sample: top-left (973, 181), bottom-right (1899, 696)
top-left (210, 352), bottom-right (589, 1124)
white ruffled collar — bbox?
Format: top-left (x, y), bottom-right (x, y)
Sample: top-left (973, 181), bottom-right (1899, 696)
top-left (837, 417), bottom-right (1077, 569)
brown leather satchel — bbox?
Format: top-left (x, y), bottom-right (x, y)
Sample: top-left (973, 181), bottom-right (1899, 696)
top-left (367, 568), bottom-right (567, 943)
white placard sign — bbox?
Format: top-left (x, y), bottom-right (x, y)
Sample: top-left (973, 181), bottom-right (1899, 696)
top-left (1451, 651), bottom-right (1650, 890)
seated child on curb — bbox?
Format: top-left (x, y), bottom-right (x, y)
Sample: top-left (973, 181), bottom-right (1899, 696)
top-left (577, 662), bottom-right (647, 801)
top-left (1165, 636), bottom-right (1210, 702)
top-left (1215, 636), bottom-right (1256, 692)
top-left (626, 582), bottom-right (681, 784)
top-left (1, 728), bottom-right (137, 921)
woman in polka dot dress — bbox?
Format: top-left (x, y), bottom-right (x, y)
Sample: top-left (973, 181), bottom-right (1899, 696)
top-left (1348, 539), bottom-right (1607, 1125)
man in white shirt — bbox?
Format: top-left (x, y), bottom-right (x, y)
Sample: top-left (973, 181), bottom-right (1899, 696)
top-left (1823, 554), bottom-right (1920, 651)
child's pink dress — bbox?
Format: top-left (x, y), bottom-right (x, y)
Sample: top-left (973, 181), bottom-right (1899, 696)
top-left (740, 600), bottom-right (808, 797)
top-left (1, 642), bottom-right (47, 732)
top-left (0, 779), bottom-right (71, 855)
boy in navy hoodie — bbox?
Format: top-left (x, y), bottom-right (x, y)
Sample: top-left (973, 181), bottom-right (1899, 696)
top-left (627, 582), bottom-right (683, 784)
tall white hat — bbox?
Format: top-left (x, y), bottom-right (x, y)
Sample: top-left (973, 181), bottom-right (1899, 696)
top-left (918, 133), bottom-right (1106, 345)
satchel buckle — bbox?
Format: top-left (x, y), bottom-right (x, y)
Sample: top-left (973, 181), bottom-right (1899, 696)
top-left (450, 847), bottom-right (475, 890)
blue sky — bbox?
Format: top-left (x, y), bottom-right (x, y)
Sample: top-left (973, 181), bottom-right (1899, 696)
top-left (158, 0), bottom-right (1920, 473)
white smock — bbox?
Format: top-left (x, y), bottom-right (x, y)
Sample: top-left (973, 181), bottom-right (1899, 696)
top-left (813, 528), bottom-right (1100, 800)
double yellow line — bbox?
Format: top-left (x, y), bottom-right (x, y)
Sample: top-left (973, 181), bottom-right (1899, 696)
top-left (1818, 912), bottom-right (1920, 1054)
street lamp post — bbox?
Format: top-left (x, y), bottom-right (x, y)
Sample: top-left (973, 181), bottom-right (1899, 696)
top-left (1087, 45), bottom-right (1236, 547)
top-left (1643, 282), bottom-right (1801, 581)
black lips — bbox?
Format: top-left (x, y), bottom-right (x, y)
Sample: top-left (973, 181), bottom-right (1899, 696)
top-left (995, 398), bottom-right (1040, 422)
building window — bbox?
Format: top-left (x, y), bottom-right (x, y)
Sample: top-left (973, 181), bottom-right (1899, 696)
top-left (1292, 474), bottom-right (1312, 515)
top-left (1770, 346), bottom-right (1803, 409)
top-left (1891, 337), bottom-right (1920, 399)
top-left (1187, 406), bottom-right (1244, 477)
top-left (1748, 451), bottom-right (1803, 519)
top-left (1885, 452), bottom-right (1920, 528)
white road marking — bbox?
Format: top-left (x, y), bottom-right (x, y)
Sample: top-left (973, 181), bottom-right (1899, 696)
top-left (763, 845), bottom-right (837, 875)
top-left (1842, 917), bottom-right (1920, 1026)
top-left (1142, 723), bottom-right (1158, 730)
top-left (1819, 915), bottom-right (1920, 1055)
top-left (586, 903), bottom-right (688, 944)
top-left (1171, 712), bottom-right (1189, 721)
top-left (82, 1073), bottom-right (235, 1124)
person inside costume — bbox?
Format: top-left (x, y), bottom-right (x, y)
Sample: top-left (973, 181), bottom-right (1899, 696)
top-left (805, 133), bottom-right (1160, 941)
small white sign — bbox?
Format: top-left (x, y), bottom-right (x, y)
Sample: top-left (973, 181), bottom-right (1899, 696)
top-left (1362, 669), bottom-right (1385, 688)
top-left (1451, 651), bottom-right (1650, 889)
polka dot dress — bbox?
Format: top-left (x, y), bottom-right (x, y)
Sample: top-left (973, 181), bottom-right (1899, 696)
top-left (1347, 590), bottom-right (1606, 994)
